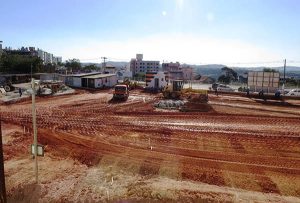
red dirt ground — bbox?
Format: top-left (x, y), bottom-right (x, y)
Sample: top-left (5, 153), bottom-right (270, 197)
top-left (1, 89), bottom-right (300, 202)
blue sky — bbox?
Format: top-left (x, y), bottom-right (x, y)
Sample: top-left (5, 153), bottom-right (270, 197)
top-left (1, 0), bottom-right (300, 66)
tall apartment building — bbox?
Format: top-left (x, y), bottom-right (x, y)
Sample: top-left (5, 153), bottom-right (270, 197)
top-left (37, 48), bottom-right (62, 65)
top-left (130, 54), bottom-right (160, 75)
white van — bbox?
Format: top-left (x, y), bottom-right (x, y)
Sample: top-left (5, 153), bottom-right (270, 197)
top-left (286, 89), bottom-right (300, 96)
top-left (217, 84), bottom-right (235, 92)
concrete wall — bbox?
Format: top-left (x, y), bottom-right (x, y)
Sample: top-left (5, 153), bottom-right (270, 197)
top-left (40, 73), bottom-right (62, 81)
top-left (94, 75), bottom-right (117, 88)
top-left (73, 77), bottom-right (82, 87)
top-left (95, 78), bottom-right (102, 88)
top-left (248, 71), bottom-right (280, 93)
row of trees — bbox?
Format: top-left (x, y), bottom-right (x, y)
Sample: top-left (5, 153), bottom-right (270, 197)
top-left (0, 52), bottom-right (88, 74)
top-left (0, 53), bottom-right (44, 73)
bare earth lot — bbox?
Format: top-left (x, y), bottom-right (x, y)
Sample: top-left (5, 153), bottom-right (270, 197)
top-left (1, 90), bottom-right (300, 202)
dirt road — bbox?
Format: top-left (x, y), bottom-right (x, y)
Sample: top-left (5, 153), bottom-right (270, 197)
top-left (1, 90), bottom-right (300, 202)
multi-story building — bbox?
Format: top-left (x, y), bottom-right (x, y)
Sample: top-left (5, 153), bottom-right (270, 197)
top-left (162, 62), bottom-right (180, 72)
top-left (162, 62), bottom-right (194, 81)
top-left (56, 57), bottom-right (62, 64)
top-left (130, 54), bottom-right (160, 75)
top-left (181, 66), bottom-right (194, 81)
top-left (36, 48), bottom-right (62, 65)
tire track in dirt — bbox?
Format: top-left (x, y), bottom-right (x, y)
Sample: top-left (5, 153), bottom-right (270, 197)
top-left (1, 92), bottom-right (300, 197)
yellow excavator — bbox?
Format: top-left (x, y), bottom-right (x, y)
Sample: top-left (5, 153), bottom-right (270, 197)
top-left (163, 80), bottom-right (184, 99)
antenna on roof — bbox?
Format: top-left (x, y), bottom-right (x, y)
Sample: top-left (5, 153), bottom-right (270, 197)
top-left (101, 57), bottom-right (107, 73)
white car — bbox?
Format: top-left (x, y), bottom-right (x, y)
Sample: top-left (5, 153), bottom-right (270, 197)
top-left (286, 89), bottom-right (300, 96)
top-left (217, 85), bottom-right (235, 92)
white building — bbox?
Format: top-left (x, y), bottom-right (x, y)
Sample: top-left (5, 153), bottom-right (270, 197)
top-left (145, 71), bottom-right (168, 89)
top-left (82, 74), bottom-right (117, 88)
top-left (130, 54), bottom-right (160, 75)
top-left (64, 73), bottom-right (117, 88)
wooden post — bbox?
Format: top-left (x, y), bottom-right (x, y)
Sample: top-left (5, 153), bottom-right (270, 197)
top-left (0, 118), bottom-right (7, 203)
top-left (31, 79), bottom-right (38, 184)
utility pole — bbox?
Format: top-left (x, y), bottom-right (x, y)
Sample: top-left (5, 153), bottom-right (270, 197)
top-left (101, 57), bottom-right (107, 73)
top-left (31, 79), bottom-right (38, 184)
top-left (283, 59), bottom-right (286, 95)
top-left (0, 41), bottom-right (3, 72)
top-left (31, 64), bottom-right (33, 79)
top-left (0, 115), bottom-right (7, 203)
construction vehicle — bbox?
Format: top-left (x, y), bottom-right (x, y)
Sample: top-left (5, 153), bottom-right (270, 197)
top-left (180, 89), bottom-right (210, 112)
top-left (113, 84), bottom-right (129, 100)
top-left (0, 76), bottom-right (15, 92)
top-left (163, 80), bottom-right (184, 99)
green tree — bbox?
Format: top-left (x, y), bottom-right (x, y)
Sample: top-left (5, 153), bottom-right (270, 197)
top-left (83, 64), bottom-right (98, 72)
top-left (218, 75), bottom-right (231, 84)
top-left (0, 52), bottom-right (43, 73)
top-left (41, 63), bottom-right (56, 73)
top-left (221, 66), bottom-right (238, 81)
top-left (65, 58), bottom-right (81, 72)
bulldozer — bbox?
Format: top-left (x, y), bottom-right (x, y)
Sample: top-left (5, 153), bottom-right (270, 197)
top-left (163, 80), bottom-right (184, 99)
top-left (180, 89), bottom-right (211, 112)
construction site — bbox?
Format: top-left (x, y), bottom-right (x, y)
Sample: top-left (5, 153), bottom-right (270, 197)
top-left (1, 79), bottom-right (300, 202)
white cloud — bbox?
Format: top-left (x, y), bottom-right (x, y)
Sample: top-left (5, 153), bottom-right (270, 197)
top-left (46, 34), bottom-right (282, 66)
top-left (162, 11), bottom-right (167, 16)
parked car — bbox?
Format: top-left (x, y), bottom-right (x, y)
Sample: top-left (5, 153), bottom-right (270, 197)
top-left (286, 89), bottom-right (300, 96)
top-left (217, 84), bottom-right (235, 92)
top-left (279, 89), bottom-right (290, 95)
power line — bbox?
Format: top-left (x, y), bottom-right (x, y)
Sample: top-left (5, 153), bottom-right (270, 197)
top-left (75, 56), bottom-right (300, 66)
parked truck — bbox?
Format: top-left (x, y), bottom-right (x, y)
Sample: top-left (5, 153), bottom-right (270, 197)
top-left (113, 84), bottom-right (129, 100)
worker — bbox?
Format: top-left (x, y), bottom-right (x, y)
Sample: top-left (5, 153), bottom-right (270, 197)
top-left (258, 89), bottom-right (264, 97)
top-left (215, 88), bottom-right (218, 96)
top-left (19, 88), bottom-right (22, 97)
top-left (275, 89), bottom-right (281, 98)
top-left (246, 88), bottom-right (250, 96)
